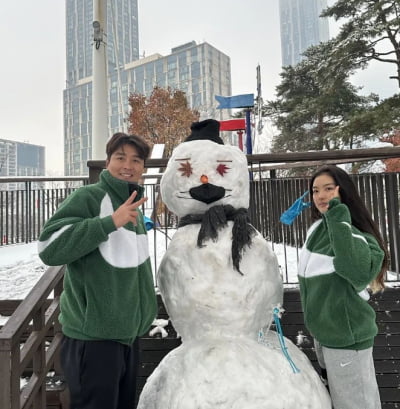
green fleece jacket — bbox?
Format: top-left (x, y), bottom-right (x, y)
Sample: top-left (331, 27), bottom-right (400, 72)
top-left (298, 198), bottom-right (384, 350)
top-left (38, 170), bottom-right (157, 345)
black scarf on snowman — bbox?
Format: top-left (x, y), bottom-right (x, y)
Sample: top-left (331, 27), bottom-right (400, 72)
top-left (178, 205), bottom-right (256, 275)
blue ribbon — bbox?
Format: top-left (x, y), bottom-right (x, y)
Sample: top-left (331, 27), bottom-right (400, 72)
top-left (273, 307), bottom-right (300, 373)
top-left (280, 191), bottom-right (311, 225)
top-left (143, 216), bottom-right (154, 231)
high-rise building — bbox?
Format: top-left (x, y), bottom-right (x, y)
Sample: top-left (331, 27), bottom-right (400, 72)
top-left (64, 0), bottom-right (231, 175)
top-left (0, 139), bottom-right (45, 189)
top-left (121, 40), bottom-right (231, 125)
top-left (279, 0), bottom-right (330, 67)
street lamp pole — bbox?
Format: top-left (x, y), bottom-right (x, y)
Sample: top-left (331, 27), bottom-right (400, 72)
top-left (91, 0), bottom-right (108, 160)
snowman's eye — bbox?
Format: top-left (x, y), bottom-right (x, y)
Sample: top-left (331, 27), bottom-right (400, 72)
top-left (216, 163), bottom-right (230, 176)
top-left (178, 161), bottom-right (193, 177)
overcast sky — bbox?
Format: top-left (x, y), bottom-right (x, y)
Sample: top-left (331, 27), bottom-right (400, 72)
top-left (0, 1), bottom-right (396, 173)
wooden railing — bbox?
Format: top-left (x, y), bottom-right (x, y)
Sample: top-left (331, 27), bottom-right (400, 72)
top-left (0, 265), bottom-right (66, 409)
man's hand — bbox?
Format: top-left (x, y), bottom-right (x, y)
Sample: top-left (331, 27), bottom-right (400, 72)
top-left (111, 191), bottom-right (148, 228)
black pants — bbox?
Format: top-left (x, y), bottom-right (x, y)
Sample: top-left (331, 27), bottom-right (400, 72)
top-left (60, 335), bottom-right (139, 409)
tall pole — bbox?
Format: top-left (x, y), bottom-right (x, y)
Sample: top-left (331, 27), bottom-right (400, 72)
top-left (245, 109), bottom-right (252, 155)
top-left (256, 64), bottom-right (263, 134)
top-left (92, 0), bottom-right (108, 160)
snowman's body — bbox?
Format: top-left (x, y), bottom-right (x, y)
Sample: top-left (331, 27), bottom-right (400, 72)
top-left (158, 224), bottom-right (282, 341)
top-left (137, 137), bottom-right (331, 408)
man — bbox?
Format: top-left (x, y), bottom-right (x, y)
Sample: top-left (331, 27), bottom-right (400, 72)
top-left (38, 133), bottom-right (157, 409)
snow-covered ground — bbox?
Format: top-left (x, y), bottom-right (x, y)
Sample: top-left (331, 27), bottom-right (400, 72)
top-left (0, 231), bottom-right (299, 301)
top-left (0, 231), bottom-right (298, 326)
top-left (0, 242), bottom-right (46, 301)
top-left (0, 230), bottom-right (397, 325)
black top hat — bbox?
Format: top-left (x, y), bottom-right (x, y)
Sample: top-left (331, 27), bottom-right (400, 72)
top-left (185, 119), bottom-right (224, 144)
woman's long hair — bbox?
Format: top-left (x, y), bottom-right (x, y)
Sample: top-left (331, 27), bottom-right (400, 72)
top-left (309, 165), bottom-right (388, 292)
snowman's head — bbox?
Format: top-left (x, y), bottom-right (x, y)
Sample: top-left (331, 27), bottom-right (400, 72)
top-left (160, 122), bottom-right (249, 218)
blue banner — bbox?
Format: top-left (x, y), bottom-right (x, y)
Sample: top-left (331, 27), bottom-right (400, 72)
top-left (215, 94), bottom-right (254, 109)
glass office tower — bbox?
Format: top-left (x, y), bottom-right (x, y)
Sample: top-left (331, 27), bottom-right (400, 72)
top-left (279, 0), bottom-right (330, 67)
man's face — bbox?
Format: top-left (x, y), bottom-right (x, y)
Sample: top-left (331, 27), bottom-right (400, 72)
top-left (106, 144), bottom-right (145, 183)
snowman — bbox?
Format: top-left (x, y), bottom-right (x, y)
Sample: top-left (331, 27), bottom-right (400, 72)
top-left (137, 119), bottom-right (331, 409)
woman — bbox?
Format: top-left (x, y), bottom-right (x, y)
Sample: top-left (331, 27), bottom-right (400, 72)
top-left (298, 165), bottom-right (388, 409)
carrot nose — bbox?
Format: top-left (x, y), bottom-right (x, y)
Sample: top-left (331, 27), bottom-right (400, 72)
top-left (200, 174), bottom-right (208, 184)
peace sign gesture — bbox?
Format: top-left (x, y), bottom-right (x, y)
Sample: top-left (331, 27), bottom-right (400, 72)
top-left (111, 191), bottom-right (148, 228)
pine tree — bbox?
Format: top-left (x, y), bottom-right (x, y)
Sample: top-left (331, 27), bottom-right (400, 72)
top-left (265, 42), bottom-right (373, 153)
top-left (322, 0), bottom-right (400, 88)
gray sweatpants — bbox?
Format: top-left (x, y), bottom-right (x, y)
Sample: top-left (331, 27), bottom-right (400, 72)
top-left (314, 340), bottom-right (381, 409)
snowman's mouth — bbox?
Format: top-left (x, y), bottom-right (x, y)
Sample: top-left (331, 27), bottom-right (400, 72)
top-left (177, 183), bottom-right (232, 204)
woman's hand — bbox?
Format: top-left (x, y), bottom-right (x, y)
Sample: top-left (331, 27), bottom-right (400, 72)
top-left (333, 185), bottom-right (340, 199)
top-left (327, 185), bottom-right (341, 210)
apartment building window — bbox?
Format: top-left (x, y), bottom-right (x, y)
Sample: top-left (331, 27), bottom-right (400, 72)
top-left (191, 48), bottom-right (198, 62)
top-left (192, 79), bottom-right (199, 94)
top-left (191, 61), bottom-right (201, 78)
top-left (156, 61), bottom-right (164, 73)
top-left (167, 56), bottom-right (177, 70)
top-left (192, 93), bottom-right (202, 107)
top-left (179, 65), bottom-right (190, 81)
top-left (178, 52), bottom-right (187, 66)
top-left (168, 70), bottom-right (177, 80)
